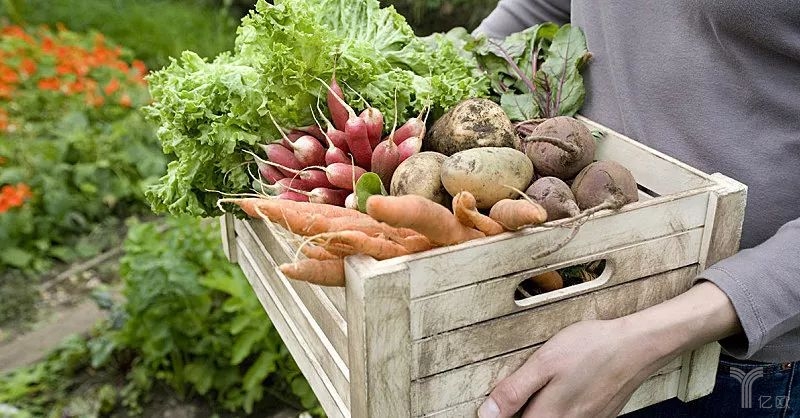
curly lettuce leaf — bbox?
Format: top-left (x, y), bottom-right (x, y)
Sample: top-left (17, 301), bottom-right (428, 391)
top-left (145, 0), bottom-right (488, 217)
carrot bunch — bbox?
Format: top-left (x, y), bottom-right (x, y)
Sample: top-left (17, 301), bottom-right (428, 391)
top-left (221, 191), bottom-right (550, 287)
top-left (251, 74), bottom-right (427, 208)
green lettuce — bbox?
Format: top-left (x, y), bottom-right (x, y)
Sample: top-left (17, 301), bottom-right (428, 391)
top-left (144, 0), bottom-right (488, 217)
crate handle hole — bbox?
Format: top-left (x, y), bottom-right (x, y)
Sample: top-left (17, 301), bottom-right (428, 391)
top-left (514, 259), bottom-right (611, 306)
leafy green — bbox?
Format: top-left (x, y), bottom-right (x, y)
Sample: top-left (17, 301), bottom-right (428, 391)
top-left (355, 172), bottom-right (387, 213)
top-left (144, 0), bottom-right (489, 218)
top-left (470, 24), bottom-right (590, 120)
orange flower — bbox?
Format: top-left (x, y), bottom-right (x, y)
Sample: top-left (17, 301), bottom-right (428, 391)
top-left (0, 84), bottom-right (13, 99)
top-left (20, 58), bottom-right (37, 76)
top-left (104, 78), bottom-right (120, 95)
top-left (0, 67), bottom-right (18, 84)
top-left (37, 77), bottom-right (61, 91)
top-left (132, 59), bottom-right (147, 77)
top-left (66, 79), bottom-right (86, 94)
top-left (118, 93), bottom-right (132, 107)
top-left (0, 183), bottom-right (32, 213)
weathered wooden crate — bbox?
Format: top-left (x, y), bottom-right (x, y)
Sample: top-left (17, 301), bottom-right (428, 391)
top-left (220, 116), bottom-right (747, 417)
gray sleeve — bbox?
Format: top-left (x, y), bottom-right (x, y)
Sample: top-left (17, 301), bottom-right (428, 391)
top-left (474, 0), bottom-right (571, 39)
top-left (696, 217), bottom-right (800, 362)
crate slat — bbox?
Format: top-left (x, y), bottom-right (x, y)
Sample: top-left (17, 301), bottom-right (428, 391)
top-left (234, 229), bottom-right (351, 408)
top-left (579, 116), bottom-right (714, 196)
top-left (405, 189), bottom-right (710, 299)
top-left (413, 353), bottom-right (682, 416)
top-left (250, 220), bottom-right (348, 316)
top-left (412, 266), bottom-right (698, 379)
top-left (236, 242), bottom-right (349, 418)
top-left (238, 221), bottom-right (349, 366)
top-left (411, 228), bottom-right (704, 339)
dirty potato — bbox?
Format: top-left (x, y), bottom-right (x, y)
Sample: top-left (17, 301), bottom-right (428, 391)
top-left (426, 98), bottom-right (517, 156)
top-left (441, 147), bottom-right (534, 209)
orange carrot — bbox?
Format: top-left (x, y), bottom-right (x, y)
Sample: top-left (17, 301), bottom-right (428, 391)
top-left (529, 270), bottom-right (564, 292)
top-left (452, 191), bottom-right (505, 236)
top-left (366, 195), bottom-right (485, 246)
top-left (489, 199), bottom-right (548, 231)
top-left (280, 259), bottom-right (345, 287)
top-left (312, 231), bottom-right (410, 260)
top-left (219, 197), bottom-right (369, 220)
top-left (300, 244), bottom-right (339, 261)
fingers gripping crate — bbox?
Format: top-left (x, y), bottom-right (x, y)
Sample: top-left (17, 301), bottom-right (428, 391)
top-left (220, 117), bottom-right (747, 417)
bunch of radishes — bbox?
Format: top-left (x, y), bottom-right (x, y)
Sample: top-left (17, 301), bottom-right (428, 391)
top-left (250, 75), bottom-right (426, 208)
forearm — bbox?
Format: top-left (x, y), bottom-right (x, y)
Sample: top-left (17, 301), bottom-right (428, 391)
top-left (616, 281), bottom-right (742, 370)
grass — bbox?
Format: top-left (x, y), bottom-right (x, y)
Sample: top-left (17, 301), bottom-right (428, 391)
top-left (0, 0), bottom-right (239, 70)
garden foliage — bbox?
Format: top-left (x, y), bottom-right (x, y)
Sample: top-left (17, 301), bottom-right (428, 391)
top-left (0, 25), bottom-right (166, 273)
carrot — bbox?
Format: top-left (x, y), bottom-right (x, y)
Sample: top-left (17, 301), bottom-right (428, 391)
top-left (280, 258), bottom-right (345, 287)
top-left (489, 199), bottom-right (548, 231)
top-left (366, 195), bottom-right (485, 246)
top-left (529, 270), bottom-right (564, 292)
top-left (300, 244), bottom-right (339, 261)
top-left (452, 191), bottom-right (505, 236)
top-left (312, 231), bottom-right (410, 260)
top-left (218, 198), bottom-right (369, 220)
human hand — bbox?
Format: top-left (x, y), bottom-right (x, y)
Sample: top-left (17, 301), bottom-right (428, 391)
top-left (477, 318), bottom-right (665, 418)
top-left (477, 281), bottom-right (742, 418)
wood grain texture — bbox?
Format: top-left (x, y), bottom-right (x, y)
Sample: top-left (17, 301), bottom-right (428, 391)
top-left (235, 229), bottom-right (351, 407)
top-left (250, 220), bottom-right (348, 316)
top-left (236, 242), bottom-right (348, 418)
top-left (219, 214), bottom-right (237, 262)
top-left (346, 256), bottom-right (413, 417)
top-left (413, 266), bottom-right (699, 379)
top-left (404, 189), bottom-right (711, 299)
top-left (411, 228), bottom-right (704, 338)
top-left (240, 221), bottom-right (350, 367)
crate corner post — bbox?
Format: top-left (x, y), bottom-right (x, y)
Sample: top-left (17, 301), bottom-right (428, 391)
top-left (346, 256), bottom-right (413, 417)
top-left (676, 172), bottom-right (747, 402)
top-left (219, 213), bottom-right (237, 262)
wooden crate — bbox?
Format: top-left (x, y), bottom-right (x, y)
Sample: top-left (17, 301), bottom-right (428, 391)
top-left (220, 116), bottom-right (747, 417)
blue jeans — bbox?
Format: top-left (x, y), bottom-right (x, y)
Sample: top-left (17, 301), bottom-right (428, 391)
top-left (622, 355), bottom-right (799, 417)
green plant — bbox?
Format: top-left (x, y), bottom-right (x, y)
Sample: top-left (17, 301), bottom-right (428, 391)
top-left (111, 217), bottom-right (322, 415)
top-left (0, 25), bottom-right (166, 273)
top-left (0, 0), bottom-right (237, 70)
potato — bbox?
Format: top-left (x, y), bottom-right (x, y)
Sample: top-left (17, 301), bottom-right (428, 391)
top-left (426, 98), bottom-right (516, 156)
top-left (390, 152), bottom-right (451, 207)
top-left (441, 147), bottom-right (534, 209)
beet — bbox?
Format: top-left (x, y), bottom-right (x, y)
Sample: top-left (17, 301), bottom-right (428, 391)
top-left (571, 160), bottom-right (639, 210)
top-left (525, 177), bottom-right (580, 221)
top-left (521, 116), bottom-right (595, 179)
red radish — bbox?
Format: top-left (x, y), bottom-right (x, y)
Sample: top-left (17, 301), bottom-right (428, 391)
top-left (260, 143), bottom-right (303, 174)
top-left (256, 157), bottom-right (334, 190)
top-left (268, 112), bottom-right (325, 167)
top-left (392, 107), bottom-right (428, 145)
top-left (325, 163), bottom-right (367, 190)
top-left (288, 134), bottom-right (326, 167)
top-left (371, 138), bottom-right (401, 188)
top-left (311, 107), bottom-right (352, 165)
top-left (397, 136), bottom-right (422, 162)
top-left (275, 177), bottom-right (317, 192)
top-left (258, 161), bottom-right (285, 184)
top-left (327, 73), bottom-right (349, 131)
top-left (282, 187), bottom-right (351, 206)
top-left (318, 78), bottom-right (372, 170)
top-left (360, 107), bottom-right (384, 149)
top-left (315, 104), bottom-right (350, 153)
top-left (278, 190), bottom-right (309, 202)
top-left (294, 125), bottom-right (325, 142)
top-left (282, 130), bottom-right (306, 148)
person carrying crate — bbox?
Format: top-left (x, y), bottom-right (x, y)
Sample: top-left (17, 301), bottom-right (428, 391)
top-left (474, 1), bottom-right (800, 417)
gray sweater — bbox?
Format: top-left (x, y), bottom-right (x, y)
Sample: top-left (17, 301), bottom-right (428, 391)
top-left (477, 0), bottom-right (800, 363)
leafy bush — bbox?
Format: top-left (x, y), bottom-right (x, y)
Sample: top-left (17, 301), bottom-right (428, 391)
top-left (0, 25), bottom-right (166, 273)
top-left (109, 217), bottom-right (321, 414)
top-left (0, 217), bottom-right (321, 416)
